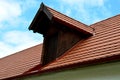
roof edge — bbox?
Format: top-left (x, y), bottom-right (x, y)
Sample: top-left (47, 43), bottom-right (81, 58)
top-left (47, 6), bottom-right (94, 35)
top-left (90, 14), bottom-right (120, 28)
top-left (6, 53), bottom-right (120, 80)
top-left (0, 44), bottom-right (42, 60)
top-left (28, 3), bottom-right (53, 31)
top-left (53, 17), bottom-right (94, 35)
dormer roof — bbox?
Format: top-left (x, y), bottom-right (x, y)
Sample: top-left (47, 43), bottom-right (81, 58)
top-left (29, 3), bottom-right (93, 36)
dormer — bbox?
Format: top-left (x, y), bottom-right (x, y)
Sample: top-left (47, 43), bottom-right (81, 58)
top-left (29, 3), bottom-right (93, 65)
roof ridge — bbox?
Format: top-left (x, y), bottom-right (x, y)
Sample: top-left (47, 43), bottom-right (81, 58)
top-left (90, 14), bottom-right (120, 27)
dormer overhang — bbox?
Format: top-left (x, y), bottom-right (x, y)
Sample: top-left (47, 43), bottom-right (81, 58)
top-left (29, 3), bottom-right (93, 36)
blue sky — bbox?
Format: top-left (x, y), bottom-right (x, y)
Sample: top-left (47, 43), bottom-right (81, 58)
top-left (0, 0), bottom-right (120, 58)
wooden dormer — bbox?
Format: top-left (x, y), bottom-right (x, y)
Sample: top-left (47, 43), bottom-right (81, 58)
top-left (29, 3), bottom-right (93, 65)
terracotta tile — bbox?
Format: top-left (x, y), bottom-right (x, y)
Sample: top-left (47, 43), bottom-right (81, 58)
top-left (41, 14), bottom-right (120, 71)
top-left (1, 4), bottom-right (120, 80)
top-left (0, 44), bottom-right (42, 79)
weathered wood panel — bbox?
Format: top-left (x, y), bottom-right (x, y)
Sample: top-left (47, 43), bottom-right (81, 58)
top-left (41, 23), bottom-right (83, 65)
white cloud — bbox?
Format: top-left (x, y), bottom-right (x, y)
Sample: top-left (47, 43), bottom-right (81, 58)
top-left (19, 0), bottom-right (40, 11)
top-left (0, 0), bottom-right (41, 29)
top-left (0, 42), bottom-right (13, 57)
top-left (0, 0), bottom-right (43, 58)
top-left (0, 0), bottom-right (23, 29)
top-left (3, 31), bottom-right (40, 45)
top-left (56, 0), bottom-right (110, 25)
top-left (61, 0), bottom-right (105, 7)
top-left (0, 0), bottom-right (111, 58)
top-left (0, 30), bottom-right (43, 58)
top-left (0, 0), bottom-right (22, 23)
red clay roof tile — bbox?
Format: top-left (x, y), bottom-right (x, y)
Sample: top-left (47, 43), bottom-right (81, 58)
top-left (1, 3), bottom-right (120, 80)
top-left (0, 44), bottom-right (42, 80)
top-left (40, 14), bottom-right (120, 71)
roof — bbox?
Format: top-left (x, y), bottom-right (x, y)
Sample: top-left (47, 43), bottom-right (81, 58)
top-left (29, 3), bottom-right (93, 36)
top-left (1, 3), bottom-right (120, 80)
top-left (5, 14), bottom-right (120, 80)
top-left (0, 44), bottom-right (42, 80)
top-left (40, 14), bottom-right (120, 71)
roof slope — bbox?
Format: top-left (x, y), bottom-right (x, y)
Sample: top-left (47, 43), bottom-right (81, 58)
top-left (46, 6), bottom-right (93, 35)
top-left (0, 44), bottom-right (42, 80)
top-left (40, 14), bottom-right (120, 71)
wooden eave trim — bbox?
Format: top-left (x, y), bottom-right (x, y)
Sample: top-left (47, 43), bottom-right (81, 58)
top-left (28, 7), bottom-right (41, 30)
top-left (28, 3), bottom-right (53, 31)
